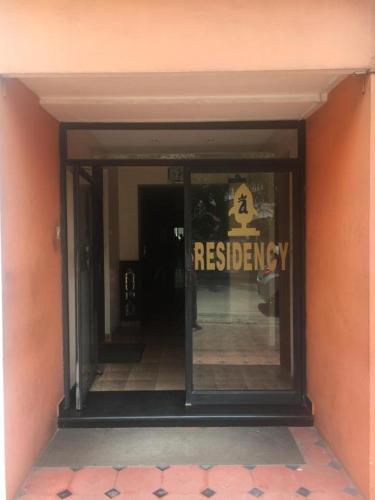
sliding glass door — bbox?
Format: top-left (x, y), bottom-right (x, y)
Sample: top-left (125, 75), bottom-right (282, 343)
top-left (185, 166), bottom-right (303, 405)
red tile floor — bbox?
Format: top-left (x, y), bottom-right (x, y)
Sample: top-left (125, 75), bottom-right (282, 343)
top-left (16, 427), bottom-right (363, 499)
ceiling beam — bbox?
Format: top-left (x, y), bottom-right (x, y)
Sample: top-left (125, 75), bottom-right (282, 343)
top-left (40, 93), bottom-right (327, 107)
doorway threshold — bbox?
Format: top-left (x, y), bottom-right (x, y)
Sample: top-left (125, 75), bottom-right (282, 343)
top-left (58, 391), bottom-right (313, 428)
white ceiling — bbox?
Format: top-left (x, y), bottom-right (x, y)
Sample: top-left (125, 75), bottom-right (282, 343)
top-left (67, 128), bottom-right (298, 160)
top-left (20, 70), bottom-right (350, 122)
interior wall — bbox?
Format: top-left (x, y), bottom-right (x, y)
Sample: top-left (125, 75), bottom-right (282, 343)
top-left (0, 79), bottom-right (62, 499)
top-left (103, 168), bottom-right (120, 334)
top-left (118, 166), bottom-right (169, 261)
top-left (306, 75), bottom-right (371, 497)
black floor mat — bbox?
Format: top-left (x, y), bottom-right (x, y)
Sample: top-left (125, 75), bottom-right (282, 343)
top-left (98, 343), bottom-right (145, 363)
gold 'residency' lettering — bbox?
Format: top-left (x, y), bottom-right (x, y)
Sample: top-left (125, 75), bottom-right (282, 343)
top-left (266, 242), bottom-right (276, 272)
top-left (254, 242), bottom-right (265, 271)
top-left (232, 241), bottom-right (242, 271)
top-left (194, 242), bottom-right (205, 270)
top-left (279, 242), bottom-right (289, 271)
top-left (206, 241), bottom-right (216, 271)
top-left (193, 241), bottom-right (289, 272)
top-left (243, 242), bottom-right (252, 271)
top-left (216, 241), bottom-right (226, 271)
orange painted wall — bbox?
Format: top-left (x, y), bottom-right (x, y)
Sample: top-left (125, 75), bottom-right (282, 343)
top-left (0, 0), bottom-right (373, 74)
top-left (369, 73), bottom-right (375, 499)
top-left (306, 75), bottom-right (371, 496)
top-left (0, 79), bottom-right (62, 499)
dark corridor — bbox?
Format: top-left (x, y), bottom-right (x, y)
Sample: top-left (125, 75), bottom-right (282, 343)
top-left (139, 185), bottom-right (185, 322)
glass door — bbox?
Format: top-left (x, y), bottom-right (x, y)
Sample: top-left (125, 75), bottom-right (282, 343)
top-left (185, 166), bottom-right (303, 405)
top-left (74, 167), bottom-right (98, 410)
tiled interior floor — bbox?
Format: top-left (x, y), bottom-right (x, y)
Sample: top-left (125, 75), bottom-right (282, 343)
top-left (193, 364), bottom-right (291, 391)
top-left (17, 427), bottom-right (363, 499)
top-left (91, 361), bottom-right (185, 391)
top-left (91, 322), bottom-right (186, 391)
top-left (91, 318), bottom-right (291, 392)
top-left (91, 362), bottom-right (290, 392)
top-left (194, 280), bottom-right (292, 391)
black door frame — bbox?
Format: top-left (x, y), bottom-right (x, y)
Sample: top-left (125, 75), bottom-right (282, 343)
top-left (59, 121), bottom-right (306, 411)
top-left (73, 166), bottom-right (98, 410)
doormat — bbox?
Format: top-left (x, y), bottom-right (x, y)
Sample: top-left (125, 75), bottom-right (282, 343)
top-left (37, 427), bottom-right (304, 467)
top-left (98, 343), bottom-right (145, 363)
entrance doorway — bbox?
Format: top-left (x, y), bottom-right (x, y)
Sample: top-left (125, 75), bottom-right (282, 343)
top-left (91, 181), bottom-right (186, 394)
top-left (61, 123), bottom-right (311, 425)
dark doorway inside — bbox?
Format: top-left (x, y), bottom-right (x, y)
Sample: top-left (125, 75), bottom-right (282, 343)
top-left (139, 185), bottom-right (185, 322)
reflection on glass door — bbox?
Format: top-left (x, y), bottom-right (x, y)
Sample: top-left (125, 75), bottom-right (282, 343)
top-left (191, 171), bottom-right (293, 392)
top-left (75, 169), bottom-right (98, 410)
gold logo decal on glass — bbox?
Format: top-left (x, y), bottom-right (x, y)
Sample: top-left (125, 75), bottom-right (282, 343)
top-left (228, 183), bottom-right (260, 237)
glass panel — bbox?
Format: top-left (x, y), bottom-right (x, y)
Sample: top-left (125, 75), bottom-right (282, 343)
top-left (191, 171), bottom-right (293, 391)
top-left (67, 128), bottom-right (298, 160)
top-left (76, 174), bottom-right (97, 409)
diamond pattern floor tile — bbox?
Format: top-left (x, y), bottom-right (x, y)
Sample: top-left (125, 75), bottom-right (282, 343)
top-left (69, 466), bottom-right (117, 495)
top-left (116, 466), bottom-right (162, 494)
top-left (22, 468), bottom-right (74, 496)
top-left (163, 465), bottom-right (205, 494)
top-left (201, 488), bottom-right (216, 497)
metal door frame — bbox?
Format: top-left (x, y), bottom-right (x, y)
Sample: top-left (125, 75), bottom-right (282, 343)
top-left (73, 166), bottom-right (97, 410)
top-left (59, 121), bottom-right (306, 410)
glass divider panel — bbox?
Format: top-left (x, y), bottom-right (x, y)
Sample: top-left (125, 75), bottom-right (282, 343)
top-left (191, 171), bottom-right (294, 391)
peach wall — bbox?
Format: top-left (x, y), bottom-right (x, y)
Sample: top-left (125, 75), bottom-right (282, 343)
top-left (0, 79), bottom-right (62, 499)
top-left (0, 0), bottom-right (374, 74)
top-left (306, 75), bottom-right (371, 496)
top-left (369, 73), bottom-right (375, 499)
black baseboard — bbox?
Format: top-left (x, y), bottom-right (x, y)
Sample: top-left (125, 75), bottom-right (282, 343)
top-left (58, 391), bottom-right (313, 428)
